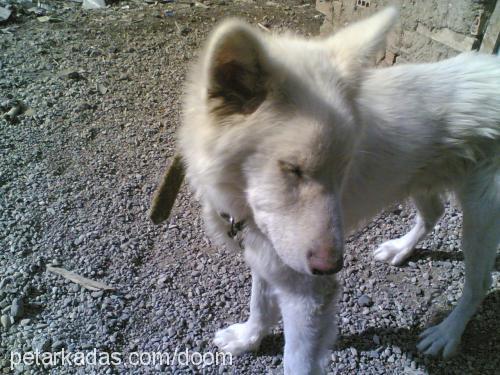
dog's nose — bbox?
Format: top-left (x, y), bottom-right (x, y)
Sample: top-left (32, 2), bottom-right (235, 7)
top-left (308, 248), bottom-right (343, 276)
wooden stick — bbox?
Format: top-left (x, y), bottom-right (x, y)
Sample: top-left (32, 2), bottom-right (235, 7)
top-left (46, 265), bottom-right (115, 291)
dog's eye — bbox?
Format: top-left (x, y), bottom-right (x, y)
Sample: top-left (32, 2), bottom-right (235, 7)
top-left (278, 160), bottom-right (303, 178)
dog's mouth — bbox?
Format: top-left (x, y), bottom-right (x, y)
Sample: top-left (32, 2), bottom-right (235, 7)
top-left (311, 260), bottom-right (343, 276)
top-left (312, 269), bottom-right (337, 276)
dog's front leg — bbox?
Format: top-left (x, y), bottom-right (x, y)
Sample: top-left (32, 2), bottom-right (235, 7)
top-left (214, 270), bottom-right (280, 355)
top-left (279, 277), bottom-right (339, 375)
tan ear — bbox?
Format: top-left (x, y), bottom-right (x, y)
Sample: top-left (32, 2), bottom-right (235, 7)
top-left (204, 20), bottom-right (269, 116)
top-left (327, 7), bottom-right (399, 79)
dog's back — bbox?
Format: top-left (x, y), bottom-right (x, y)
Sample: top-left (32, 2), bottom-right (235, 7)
top-left (340, 53), bottom-right (500, 229)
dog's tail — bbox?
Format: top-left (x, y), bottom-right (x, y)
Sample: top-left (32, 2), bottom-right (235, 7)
top-left (149, 154), bottom-right (185, 224)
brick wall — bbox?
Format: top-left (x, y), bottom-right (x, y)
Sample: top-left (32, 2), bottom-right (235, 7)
top-left (317, 0), bottom-right (499, 65)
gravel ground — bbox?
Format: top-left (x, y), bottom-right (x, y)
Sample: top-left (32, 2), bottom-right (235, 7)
top-left (0, 1), bottom-right (499, 374)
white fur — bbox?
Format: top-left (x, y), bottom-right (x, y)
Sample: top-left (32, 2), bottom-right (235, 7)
top-left (177, 7), bottom-right (500, 374)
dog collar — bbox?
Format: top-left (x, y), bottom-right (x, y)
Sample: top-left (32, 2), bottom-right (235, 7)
top-left (219, 212), bottom-right (246, 249)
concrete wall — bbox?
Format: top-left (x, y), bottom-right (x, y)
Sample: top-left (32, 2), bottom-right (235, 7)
top-left (317, 0), bottom-right (499, 65)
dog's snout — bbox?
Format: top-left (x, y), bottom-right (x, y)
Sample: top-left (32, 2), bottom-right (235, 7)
top-left (308, 247), bottom-right (343, 276)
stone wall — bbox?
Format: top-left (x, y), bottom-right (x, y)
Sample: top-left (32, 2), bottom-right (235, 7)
top-left (317, 0), bottom-right (499, 65)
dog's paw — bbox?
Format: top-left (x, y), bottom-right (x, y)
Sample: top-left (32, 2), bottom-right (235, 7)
top-left (213, 322), bottom-right (264, 355)
top-left (374, 239), bottom-right (414, 266)
top-left (417, 322), bottom-right (460, 358)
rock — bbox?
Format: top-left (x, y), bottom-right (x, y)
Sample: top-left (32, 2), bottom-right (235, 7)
top-left (20, 318), bottom-right (31, 326)
top-left (373, 335), bottom-right (381, 345)
top-left (0, 298), bottom-right (9, 309)
top-left (32, 336), bottom-right (52, 352)
top-left (74, 235), bottom-right (85, 246)
top-left (0, 277), bottom-right (12, 290)
top-left (10, 298), bottom-right (24, 319)
top-left (1, 314), bottom-right (11, 329)
top-left (51, 340), bottom-right (65, 351)
top-left (91, 291), bottom-right (103, 298)
top-left (358, 294), bottom-right (373, 307)
top-left (0, 6), bottom-right (12, 23)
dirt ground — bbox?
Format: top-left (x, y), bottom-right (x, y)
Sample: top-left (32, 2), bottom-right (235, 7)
top-left (0, 0), bottom-right (499, 374)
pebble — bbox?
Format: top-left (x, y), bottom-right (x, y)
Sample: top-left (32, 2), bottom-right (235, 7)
top-left (10, 298), bottom-right (24, 319)
top-left (51, 340), bottom-right (65, 351)
top-left (91, 291), bottom-right (103, 298)
top-left (358, 294), bottom-right (373, 307)
top-left (0, 298), bottom-right (9, 309)
top-left (1, 314), bottom-right (11, 329)
top-left (74, 235), bottom-right (85, 246)
top-left (0, 277), bottom-right (12, 290)
top-left (32, 336), bottom-right (52, 352)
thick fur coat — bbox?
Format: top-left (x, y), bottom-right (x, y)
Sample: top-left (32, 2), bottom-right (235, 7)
top-left (176, 8), bottom-right (500, 374)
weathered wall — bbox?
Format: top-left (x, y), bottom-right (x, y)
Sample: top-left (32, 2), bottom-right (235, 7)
top-left (317, 0), bottom-right (499, 65)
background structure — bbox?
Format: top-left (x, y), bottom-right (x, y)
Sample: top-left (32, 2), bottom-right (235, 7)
top-left (317, 0), bottom-right (500, 64)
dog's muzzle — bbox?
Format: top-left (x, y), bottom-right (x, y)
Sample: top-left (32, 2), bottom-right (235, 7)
top-left (309, 254), bottom-right (344, 276)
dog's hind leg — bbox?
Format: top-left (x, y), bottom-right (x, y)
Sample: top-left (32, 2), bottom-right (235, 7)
top-left (417, 168), bottom-right (499, 358)
top-left (374, 193), bottom-right (444, 265)
top-left (213, 270), bottom-right (280, 355)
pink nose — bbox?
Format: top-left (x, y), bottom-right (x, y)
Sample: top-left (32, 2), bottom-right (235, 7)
top-left (308, 247), bottom-right (343, 275)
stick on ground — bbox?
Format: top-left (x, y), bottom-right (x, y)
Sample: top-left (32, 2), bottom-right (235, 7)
top-left (46, 265), bottom-right (115, 291)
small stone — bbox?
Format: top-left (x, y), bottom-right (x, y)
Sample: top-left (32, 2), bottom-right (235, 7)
top-left (373, 335), bottom-right (380, 345)
top-left (157, 275), bottom-right (168, 285)
top-left (10, 298), bottom-right (24, 319)
top-left (51, 340), bottom-right (65, 351)
top-left (0, 299), bottom-right (9, 309)
top-left (70, 284), bottom-right (80, 293)
top-left (1, 314), bottom-right (11, 329)
top-left (350, 347), bottom-right (358, 357)
top-left (74, 235), bottom-right (85, 246)
top-left (0, 277), bottom-right (12, 290)
top-left (358, 294), bottom-right (373, 307)
top-left (51, 258), bottom-right (61, 267)
top-left (20, 318), bottom-right (31, 326)
top-left (32, 336), bottom-right (52, 352)
top-left (91, 291), bottom-right (103, 298)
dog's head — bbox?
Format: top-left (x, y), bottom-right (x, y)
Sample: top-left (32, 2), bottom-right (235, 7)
top-left (179, 8), bottom-right (398, 275)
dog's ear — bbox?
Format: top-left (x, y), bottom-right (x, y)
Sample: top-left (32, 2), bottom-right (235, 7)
top-left (204, 20), bottom-right (269, 116)
top-left (327, 7), bottom-right (398, 79)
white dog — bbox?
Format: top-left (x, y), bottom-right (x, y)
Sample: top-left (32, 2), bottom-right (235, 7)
top-left (174, 7), bottom-right (499, 374)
